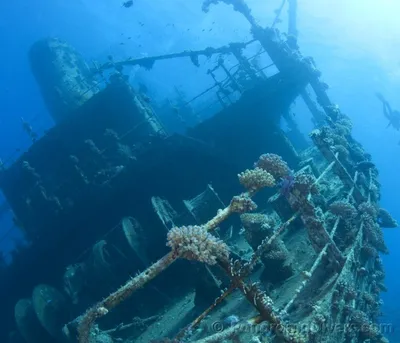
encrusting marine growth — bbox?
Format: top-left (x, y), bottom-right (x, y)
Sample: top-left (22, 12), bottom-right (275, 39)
top-left (77, 153), bottom-right (279, 343)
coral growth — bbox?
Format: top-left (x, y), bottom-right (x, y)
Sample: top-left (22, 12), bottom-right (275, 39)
top-left (263, 239), bottom-right (289, 262)
top-left (349, 141), bottom-right (369, 163)
top-left (73, 141), bottom-right (389, 343)
top-left (240, 211), bottom-right (292, 282)
top-left (255, 153), bottom-right (290, 179)
top-left (328, 200), bottom-right (357, 220)
top-left (361, 245), bottom-right (378, 259)
top-left (293, 172), bottom-right (319, 196)
top-left (230, 194), bottom-right (257, 213)
top-left (167, 225), bottom-right (229, 265)
top-left (349, 310), bottom-right (385, 341)
top-left (240, 213), bottom-right (275, 232)
top-left (362, 292), bottom-right (378, 307)
top-left (302, 215), bottom-right (327, 250)
top-left (373, 270), bottom-right (385, 281)
top-left (358, 202), bottom-right (378, 220)
top-left (332, 144), bottom-right (350, 160)
top-left (375, 257), bottom-right (384, 271)
top-left (378, 208), bottom-right (398, 228)
top-left (240, 213), bottom-right (275, 247)
top-left (343, 287), bottom-right (357, 302)
top-left (238, 167), bottom-right (275, 192)
top-left (335, 114), bottom-right (353, 137)
top-left (363, 215), bottom-right (389, 254)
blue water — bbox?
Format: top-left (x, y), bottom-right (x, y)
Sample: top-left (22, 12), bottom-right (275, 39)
top-left (0, 0), bottom-right (399, 337)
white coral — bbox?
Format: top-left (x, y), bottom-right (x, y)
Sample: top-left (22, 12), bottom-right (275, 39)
top-left (167, 225), bottom-right (229, 265)
top-left (238, 167), bottom-right (275, 191)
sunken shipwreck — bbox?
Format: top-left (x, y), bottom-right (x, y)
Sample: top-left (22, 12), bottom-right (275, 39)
top-left (0, 1), bottom-right (397, 343)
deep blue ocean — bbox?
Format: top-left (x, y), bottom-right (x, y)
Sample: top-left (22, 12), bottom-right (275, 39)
top-left (0, 0), bottom-right (399, 340)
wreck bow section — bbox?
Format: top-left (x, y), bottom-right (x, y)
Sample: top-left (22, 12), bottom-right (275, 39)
top-left (0, 2), bottom-right (397, 343)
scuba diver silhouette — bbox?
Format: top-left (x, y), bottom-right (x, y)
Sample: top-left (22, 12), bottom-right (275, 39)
top-left (375, 92), bottom-right (400, 130)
